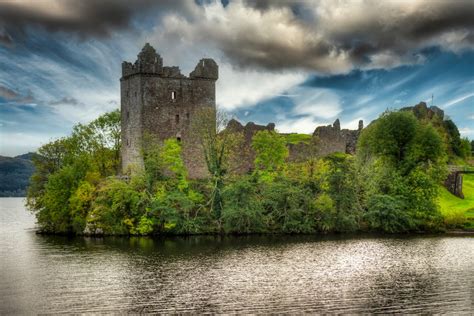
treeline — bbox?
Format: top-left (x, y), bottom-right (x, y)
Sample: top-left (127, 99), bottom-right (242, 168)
top-left (27, 108), bottom-right (471, 235)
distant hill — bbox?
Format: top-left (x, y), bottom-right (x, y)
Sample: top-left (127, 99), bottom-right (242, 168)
top-left (0, 153), bottom-right (36, 197)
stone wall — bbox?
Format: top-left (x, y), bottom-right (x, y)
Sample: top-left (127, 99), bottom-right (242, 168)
top-left (444, 171), bottom-right (464, 198)
top-left (312, 119), bottom-right (363, 156)
top-left (226, 119), bottom-right (275, 174)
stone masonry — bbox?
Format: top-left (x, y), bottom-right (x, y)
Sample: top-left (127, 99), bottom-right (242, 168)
top-left (121, 43), bottom-right (218, 178)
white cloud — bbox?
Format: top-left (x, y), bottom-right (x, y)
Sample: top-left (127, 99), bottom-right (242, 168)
top-left (275, 116), bottom-right (326, 134)
top-left (443, 93), bottom-right (474, 109)
top-left (217, 63), bottom-right (306, 110)
top-left (290, 87), bottom-right (342, 119)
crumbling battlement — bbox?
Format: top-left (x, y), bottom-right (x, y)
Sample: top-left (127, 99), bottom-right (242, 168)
top-left (313, 119), bottom-right (363, 156)
top-left (122, 43), bottom-right (218, 80)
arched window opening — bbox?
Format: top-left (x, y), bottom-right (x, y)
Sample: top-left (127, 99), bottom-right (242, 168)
top-left (171, 91), bottom-right (176, 100)
top-left (175, 114), bottom-right (180, 124)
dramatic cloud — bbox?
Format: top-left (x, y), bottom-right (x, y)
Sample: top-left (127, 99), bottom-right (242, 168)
top-left (0, 0), bottom-right (199, 44)
top-left (3, 1), bottom-right (473, 73)
top-left (153, 0), bottom-right (474, 73)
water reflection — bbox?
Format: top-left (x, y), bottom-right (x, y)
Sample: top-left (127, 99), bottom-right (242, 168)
top-left (1, 198), bottom-right (473, 314)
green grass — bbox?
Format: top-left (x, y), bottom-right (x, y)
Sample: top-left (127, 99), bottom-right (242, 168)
top-left (438, 174), bottom-right (474, 230)
top-left (282, 133), bottom-right (312, 145)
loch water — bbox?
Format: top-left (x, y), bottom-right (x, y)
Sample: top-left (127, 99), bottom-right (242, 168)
top-left (1, 197), bottom-right (473, 314)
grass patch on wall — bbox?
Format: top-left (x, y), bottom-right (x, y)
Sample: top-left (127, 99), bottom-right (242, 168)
top-left (282, 133), bottom-right (312, 145)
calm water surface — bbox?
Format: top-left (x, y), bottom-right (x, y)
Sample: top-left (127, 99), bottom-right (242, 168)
top-left (1, 197), bottom-right (473, 314)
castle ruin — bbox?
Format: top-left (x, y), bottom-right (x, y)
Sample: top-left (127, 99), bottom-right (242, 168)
top-left (121, 44), bottom-right (362, 178)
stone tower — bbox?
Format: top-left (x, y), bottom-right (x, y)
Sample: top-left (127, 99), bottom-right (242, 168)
top-left (120, 43), bottom-right (218, 178)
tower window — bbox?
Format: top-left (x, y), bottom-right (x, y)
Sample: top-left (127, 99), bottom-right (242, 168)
top-left (171, 91), bottom-right (176, 100)
top-left (175, 114), bottom-right (180, 124)
top-left (186, 113), bottom-right (190, 120)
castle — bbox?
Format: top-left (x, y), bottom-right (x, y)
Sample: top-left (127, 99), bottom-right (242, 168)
top-left (121, 43), bottom-right (218, 178)
top-left (121, 44), bottom-right (362, 178)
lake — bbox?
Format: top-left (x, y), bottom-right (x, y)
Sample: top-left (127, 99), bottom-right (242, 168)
top-left (1, 197), bottom-right (473, 314)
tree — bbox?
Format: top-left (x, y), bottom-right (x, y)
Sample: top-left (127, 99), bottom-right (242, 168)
top-left (252, 130), bottom-right (289, 181)
top-left (357, 110), bottom-right (446, 232)
top-left (190, 107), bottom-right (243, 220)
top-left (323, 153), bottom-right (361, 232)
top-left (443, 119), bottom-right (462, 157)
top-left (459, 137), bottom-right (472, 159)
top-left (27, 110), bottom-right (121, 233)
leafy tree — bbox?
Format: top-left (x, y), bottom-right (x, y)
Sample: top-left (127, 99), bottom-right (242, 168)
top-left (364, 194), bottom-right (410, 233)
top-left (459, 137), bottom-right (472, 159)
top-left (221, 176), bottom-right (265, 233)
top-left (191, 108), bottom-right (243, 221)
top-left (252, 130), bottom-right (289, 181)
top-left (322, 153), bottom-right (361, 232)
top-left (27, 110), bottom-right (121, 234)
top-left (443, 119), bottom-right (462, 157)
top-left (357, 110), bottom-right (446, 232)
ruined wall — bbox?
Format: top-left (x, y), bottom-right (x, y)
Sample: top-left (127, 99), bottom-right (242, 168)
top-left (121, 43), bottom-right (218, 178)
top-left (224, 118), bottom-right (362, 173)
top-left (312, 119), bottom-right (363, 157)
top-left (444, 171), bottom-right (465, 199)
top-left (226, 119), bottom-right (275, 174)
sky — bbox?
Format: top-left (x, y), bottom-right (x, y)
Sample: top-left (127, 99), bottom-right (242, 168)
top-left (0, 0), bottom-right (473, 156)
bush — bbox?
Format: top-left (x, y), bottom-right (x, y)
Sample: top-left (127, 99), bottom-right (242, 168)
top-left (364, 194), bottom-right (411, 233)
top-left (222, 176), bottom-right (265, 233)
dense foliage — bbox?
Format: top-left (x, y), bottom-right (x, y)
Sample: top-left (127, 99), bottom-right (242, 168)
top-left (27, 108), bottom-right (471, 235)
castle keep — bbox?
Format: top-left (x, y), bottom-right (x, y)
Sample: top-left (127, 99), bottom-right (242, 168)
top-left (121, 43), bottom-right (218, 178)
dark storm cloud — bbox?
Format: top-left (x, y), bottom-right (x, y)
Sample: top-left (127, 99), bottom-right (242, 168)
top-left (1, 0), bottom-right (474, 73)
top-left (157, 0), bottom-right (474, 73)
top-left (0, 0), bottom-right (198, 44)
